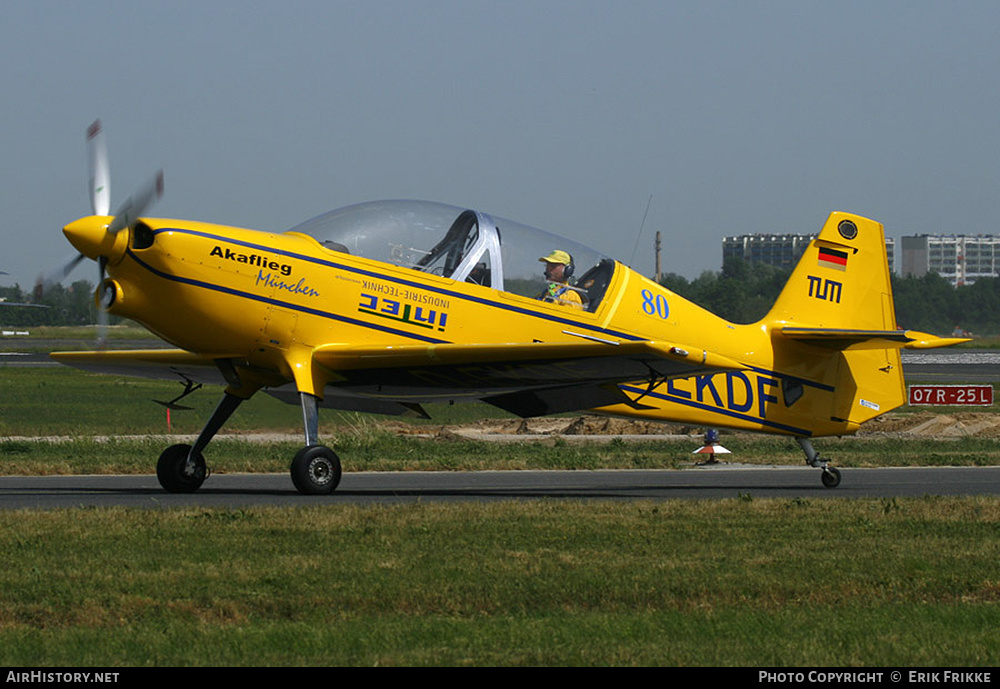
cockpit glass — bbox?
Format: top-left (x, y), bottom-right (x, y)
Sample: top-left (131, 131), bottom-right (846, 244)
top-left (287, 200), bottom-right (613, 307)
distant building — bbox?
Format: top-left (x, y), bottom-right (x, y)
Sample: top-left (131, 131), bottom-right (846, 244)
top-left (901, 235), bottom-right (1000, 287)
top-left (722, 234), bottom-right (813, 269)
top-left (723, 233), bottom-right (896, 273)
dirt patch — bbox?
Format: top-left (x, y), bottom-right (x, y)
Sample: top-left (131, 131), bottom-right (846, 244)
top-left (389, 415), bottom-right (696, 438)
top-left (858, 411), bottom-right (1000, 438)
top-left (390, 411), bottom-right (1000, 440)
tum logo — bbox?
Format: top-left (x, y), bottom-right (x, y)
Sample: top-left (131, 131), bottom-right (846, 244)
top-left (807, 275), bottom-right (842, 303)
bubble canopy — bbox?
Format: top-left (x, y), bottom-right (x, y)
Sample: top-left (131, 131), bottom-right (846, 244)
top-left (286, 200), bottom-right (612, 301)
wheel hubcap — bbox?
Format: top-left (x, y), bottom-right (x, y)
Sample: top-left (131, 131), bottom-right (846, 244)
top-left (310, 458), bottom-right (332, 485)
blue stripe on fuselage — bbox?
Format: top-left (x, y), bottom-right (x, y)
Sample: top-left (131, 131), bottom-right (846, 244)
top-left (130, 228), bottom-right (644, 344)
top-left (619, 380), bottom-right (813, 436)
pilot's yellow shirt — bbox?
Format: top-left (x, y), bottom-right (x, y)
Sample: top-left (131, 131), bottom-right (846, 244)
top-left (544, 283), bottom-right (584, 309)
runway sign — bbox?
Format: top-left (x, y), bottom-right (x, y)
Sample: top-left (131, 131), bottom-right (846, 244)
top-left (908, 384), bottom-right (994, 406)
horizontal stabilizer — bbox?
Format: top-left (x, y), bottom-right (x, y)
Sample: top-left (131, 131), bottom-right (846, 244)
top-left (779, 327), bottom-right (971, 351)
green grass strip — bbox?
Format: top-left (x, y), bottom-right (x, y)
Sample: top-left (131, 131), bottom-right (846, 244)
top-left (0, 499), bottom-right (999, 665)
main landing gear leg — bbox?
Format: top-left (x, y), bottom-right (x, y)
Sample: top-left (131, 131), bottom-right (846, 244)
top-left (156, 392), bottom-right (244, 493)
top-left (289, 392), bottom-right (342, 495)
top-left (796, 437), bottom-right (842, 489)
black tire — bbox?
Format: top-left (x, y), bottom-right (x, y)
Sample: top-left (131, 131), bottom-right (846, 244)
top-left (290, 445), bottom-right (342, 495)
top-left (821, 466), bottom-right (842, 489)
top-left (156, 443), bottom-right (207, 493)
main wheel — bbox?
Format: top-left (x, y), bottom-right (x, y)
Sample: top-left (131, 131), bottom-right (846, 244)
top-left (290, 445), bottom-right (342, 495)
top-left (156, 443), bottom-right (207, 493)
top-left (821, 466), bottom-right (842, 489)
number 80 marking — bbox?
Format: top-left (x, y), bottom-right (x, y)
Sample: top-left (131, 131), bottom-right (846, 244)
top-left (641, 289), bottom-right (669, 319)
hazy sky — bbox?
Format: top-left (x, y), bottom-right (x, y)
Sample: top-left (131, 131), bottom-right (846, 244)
top-left (3, 0), bottom-right (999, 290)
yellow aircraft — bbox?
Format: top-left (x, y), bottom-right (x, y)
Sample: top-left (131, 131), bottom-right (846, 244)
top-left (52, 122), bottom-right (966, 494)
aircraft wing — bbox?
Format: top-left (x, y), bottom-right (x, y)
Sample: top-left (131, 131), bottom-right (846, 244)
top-left (51, 340), bottom-right (748, 419)
top-left (50, 349), bottom-right (233, 385)
top-left (778, 327), bottom-right (971, 350)
top-left (312, 340), bottom-right (746, 417)
top-left (50, 348), bottom-right (440, 417)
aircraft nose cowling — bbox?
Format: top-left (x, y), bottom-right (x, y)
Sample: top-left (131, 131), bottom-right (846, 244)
top-left (63, 215), bottom-right (128, 263)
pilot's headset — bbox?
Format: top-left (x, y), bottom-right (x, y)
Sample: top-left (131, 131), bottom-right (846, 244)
top-left (563, 253), bottom-right (574, 279)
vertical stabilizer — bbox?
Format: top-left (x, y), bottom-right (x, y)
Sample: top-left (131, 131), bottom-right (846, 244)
top-left (767, 212), bottom-right (903, 428)
top-left (767, 212), bottom-right (895, 331)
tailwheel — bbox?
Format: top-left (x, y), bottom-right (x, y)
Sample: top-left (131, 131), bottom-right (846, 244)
top-left (821, 466), bottom-right (842, 489)
top-left (290, 445), bottom-right (342, 495)
top-left (157, 443), bottom-right (207, 493)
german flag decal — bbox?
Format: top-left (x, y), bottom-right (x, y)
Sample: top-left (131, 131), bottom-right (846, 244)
top-left (817, 246), bottom-right (848, 271)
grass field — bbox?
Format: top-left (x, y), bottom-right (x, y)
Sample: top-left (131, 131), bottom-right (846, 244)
top-left (1, 499), bottom-right (999, 666)
top-left (0, 366), bottom-right (516, 437)
top-left (3, 367), bottom-right (1000, 474)
top-left (6, 432), bottom-right (1000, 478)
top-left (2, 354), bottom-right (1000, 666)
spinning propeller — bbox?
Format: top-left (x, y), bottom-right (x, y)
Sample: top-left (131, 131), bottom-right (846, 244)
top-left (40, 120), bottom-right (163, 344)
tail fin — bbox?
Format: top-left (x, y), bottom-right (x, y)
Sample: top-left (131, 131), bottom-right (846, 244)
top-left (765, 212), bottom-right (967, 430)
top-left (767, 212), bottom-right (965, 349)
top-left (767, 212), bottom-right (894, 331)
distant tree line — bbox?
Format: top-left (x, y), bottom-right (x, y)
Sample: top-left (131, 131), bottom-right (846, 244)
top-left (658, 258), bottom-right (793, 327)
top-left (660, 258), bottom-right (1000, 337)
top-left (0, 282), bottom-right (113, 327)
top-left (3, 262), bottom-right (998, 336)
top-left (891, 272), bottom-right (1000, 337)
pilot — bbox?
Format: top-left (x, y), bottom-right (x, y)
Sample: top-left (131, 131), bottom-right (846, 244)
top-left (538, 250), bottom-right (583, 309)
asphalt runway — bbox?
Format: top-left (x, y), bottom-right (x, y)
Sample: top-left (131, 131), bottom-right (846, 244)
top-left (901, 349), bottom-right (1000, 381)
top-left (3, 345), bottom-right (1000, 508)
top-left (3, 342), bottom-right (999, 376)
top-left (2, 466), bottom-right (1000, 509)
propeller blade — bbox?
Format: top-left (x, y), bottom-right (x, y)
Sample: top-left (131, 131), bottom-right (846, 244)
top-left (96, 297), bottom-right (109, 347)
top-left (87, 120), bottom-right (111, 216)
top-left (106, 170), bottom-right (164, 235)
top-left (35, 252), bottom-right (87, 293)
top-left (68, 121), bottom-right (165, 345)
top-left (96, 258), bottom-right (109, 347)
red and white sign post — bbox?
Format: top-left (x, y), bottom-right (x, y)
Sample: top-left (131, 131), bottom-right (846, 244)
top-left (907, 385), bottom-right (994, 406)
